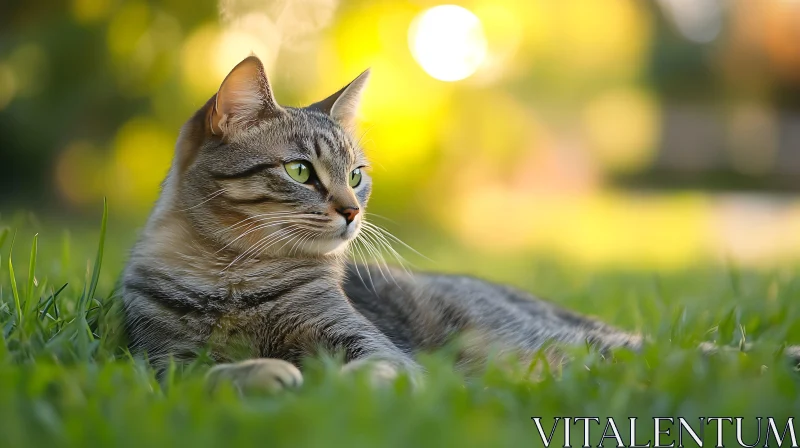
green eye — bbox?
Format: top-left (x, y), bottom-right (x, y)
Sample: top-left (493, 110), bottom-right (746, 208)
top-left (349, 168), bottom-right (362, 188)
top-left (284, 161), bottom-right (311, 183)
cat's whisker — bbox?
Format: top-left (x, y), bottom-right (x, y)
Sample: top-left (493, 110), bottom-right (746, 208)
top-left (217, 219), bottom-right (301, 254)
top-left (178, 188), bottom-right (228, 212)
top-left (222, 217), bottom-right (325, 254)
top-left (219, 211), bottom-right (327, 233)
top-left (292, 233), bottom-right (311, 258)
top-left (362, 221), bottom-right (422, 255)
top-left (222, 233), bottom-right (273, 272)
top-left (214, 214), bottom-right (294, 238)
top-left (251, 226), bottom-right (306, 259)
top-left (228, 215), bottom-right (328, 240)
top-left (235, 231), bottom-right (285, 267)
top-left (218, 212), bottom-right (321, 236)
top-left (289, 233), bottom-right (306, 258)
top-left (299, 231), bottom-right (318, 257)
top-left (364, 212), bottom-right (398, 225)
top-left (299, 231), bottom-right (318, 256)
top-left (368, 233), bottom-right (402, 286)
top-left (223, 225), bottom-right (301, 272)
top-left (288, 230), bottom-right (314, 258)
top-left (220, 212), bottom-right (294, 232)
top-left (352, 238), bottom-right (377, 292)
top-left (354, 125), bottom-right (374, 150)
top-left (362, 221), bottom-right (430, 262)
top-left (362, 225), bottom-right (414, 278)
top-left (287, 232), bottom-right (304, 258)
top-left (272, 227), bottom-right (311, 257)
top-left (358, 230), bottom-right (395, 286)
top-left (362, 224), bottom-right (407, 262)
top-left (238, 225), bottom-right (308, 268)
top-left (360, 224), bottom-right (403, 262)
top-left (347, 245), bottom-right (368, 289)
top-left (358, 243), bottom-right (379, 293)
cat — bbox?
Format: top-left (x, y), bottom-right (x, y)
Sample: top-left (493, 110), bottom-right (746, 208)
top-left (122, 55), bottom-right (799, 393)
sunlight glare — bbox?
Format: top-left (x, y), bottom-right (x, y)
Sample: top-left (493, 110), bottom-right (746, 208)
top-left (408, 5), bottom-right (487, 82)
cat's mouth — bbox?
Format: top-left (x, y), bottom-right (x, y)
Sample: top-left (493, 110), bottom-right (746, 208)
top-left (303, 224), bottom-right (360, 256)
top-left (326, 213), bottom-right (361, 242)
top-left (339, 222), bottom-right (359, 240)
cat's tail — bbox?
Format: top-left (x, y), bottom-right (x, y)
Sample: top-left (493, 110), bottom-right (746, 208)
top-left (696, 341), bottom-right (800, 367)
top-left (589, 329), bottom-right (800, 369)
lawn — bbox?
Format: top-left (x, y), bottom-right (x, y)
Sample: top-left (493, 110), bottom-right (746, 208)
top-left (1, 205), bottom-right (799, 448)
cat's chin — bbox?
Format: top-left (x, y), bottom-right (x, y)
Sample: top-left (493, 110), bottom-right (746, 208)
top-left (308, 226), bottom-right (360, 256)
top-left (304, 237), bottom-right (350, 257)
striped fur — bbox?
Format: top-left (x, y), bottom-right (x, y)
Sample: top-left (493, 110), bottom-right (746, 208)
top-left (123, 57), bottom-right (418, 385)
top-left (123, 56), bottom-right (799, 391)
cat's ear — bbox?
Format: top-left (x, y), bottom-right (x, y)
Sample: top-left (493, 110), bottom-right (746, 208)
top-left (309, 69), bottom-right (370, 129)
top-left (209, 55), bottom-right (282, 137)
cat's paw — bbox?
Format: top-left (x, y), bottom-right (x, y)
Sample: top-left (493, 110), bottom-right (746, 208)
top-left (206, 358), bottom-right (303, 395)
top-left (342, 359), bottom-right (400, 387)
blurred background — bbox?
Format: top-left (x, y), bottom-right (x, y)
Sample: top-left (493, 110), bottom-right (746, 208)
top-left (1, 0), bottom-right (799, 272)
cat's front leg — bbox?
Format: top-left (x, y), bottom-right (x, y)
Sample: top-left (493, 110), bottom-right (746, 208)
top-left (334, 331), bottom-right (423, 388)
top-left (312, 299), bottom-right (423, 387)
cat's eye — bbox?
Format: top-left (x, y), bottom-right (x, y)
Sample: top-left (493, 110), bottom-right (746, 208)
top-left (284, 161), bottom-right (311, 183)
top-left (349, 168), bottom-right (362, 188)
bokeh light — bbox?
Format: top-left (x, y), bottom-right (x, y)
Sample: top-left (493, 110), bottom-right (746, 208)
top-left (660, 0), bottom-right (723, 43)
top-left (582, 87), bottom-right (661, 173)
top-left (5, 44), bottom-right (48, 98)
top-left (70, 0), bottom-right (111, 23)
top-left (0, 63), bottom-right (15, 110)
top-left (408, 5), bottom-right (487, 82)
top-left (56, 141), bottom-right (107, 206)
top-left (727, 103), bottom-right (778, 176)
top-left (110, 117), bottom-right (174, 209)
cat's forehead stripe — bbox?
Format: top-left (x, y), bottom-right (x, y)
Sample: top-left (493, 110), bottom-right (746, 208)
top-left (310, 129), bottom-right (354, 168)
top-left (312, 138), bottom-right (322, 158)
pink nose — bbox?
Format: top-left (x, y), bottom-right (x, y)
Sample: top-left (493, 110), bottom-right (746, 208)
top-left (335, 206), bottom-right (360, 225)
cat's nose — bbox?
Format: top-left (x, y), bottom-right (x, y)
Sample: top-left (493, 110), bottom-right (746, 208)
top-left (335, 206), bottom-right (360, 225)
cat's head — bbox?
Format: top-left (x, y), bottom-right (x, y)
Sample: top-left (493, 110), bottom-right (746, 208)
top-left (168, 56), bottom-right (371, 259)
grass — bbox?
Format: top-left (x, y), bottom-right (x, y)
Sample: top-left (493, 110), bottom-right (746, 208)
top-left (1, 206), bottom-right (800, 448)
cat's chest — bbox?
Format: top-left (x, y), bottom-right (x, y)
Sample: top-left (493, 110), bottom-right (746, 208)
top-left (213, 263), bottom-right (341, 310)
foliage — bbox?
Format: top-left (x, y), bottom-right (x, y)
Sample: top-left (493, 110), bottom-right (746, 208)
top-left (0, 209), bottom-right (799, 448)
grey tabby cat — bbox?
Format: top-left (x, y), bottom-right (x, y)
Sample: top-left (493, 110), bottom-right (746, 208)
top-left (122, 56), bottom-right (797, 393)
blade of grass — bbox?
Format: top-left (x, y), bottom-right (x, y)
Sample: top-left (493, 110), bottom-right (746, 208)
top-left (72, 199), bottom-right (108, 358)
top-left (85, 198), bottom-right (108, 310)
top-left (670, 305), bottom-right (687, 344)
top-left (0, 228), bottom-right (8, 251)
top-left (0, 329), bottom-right (7, 363)
top-left (40, 283), bottom-right (68, 321)
top-left (23, 233), bottom-right (38, 318)
top-left (718, 307), bottom-right (737, 345)
top-left (78, 284), bottom-right (95, 353)
top-left (8, 255), bottom-right (21, 326)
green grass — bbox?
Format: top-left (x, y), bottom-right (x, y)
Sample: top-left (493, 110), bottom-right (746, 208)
top-left (1, 207), bottom-right (800, 448)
